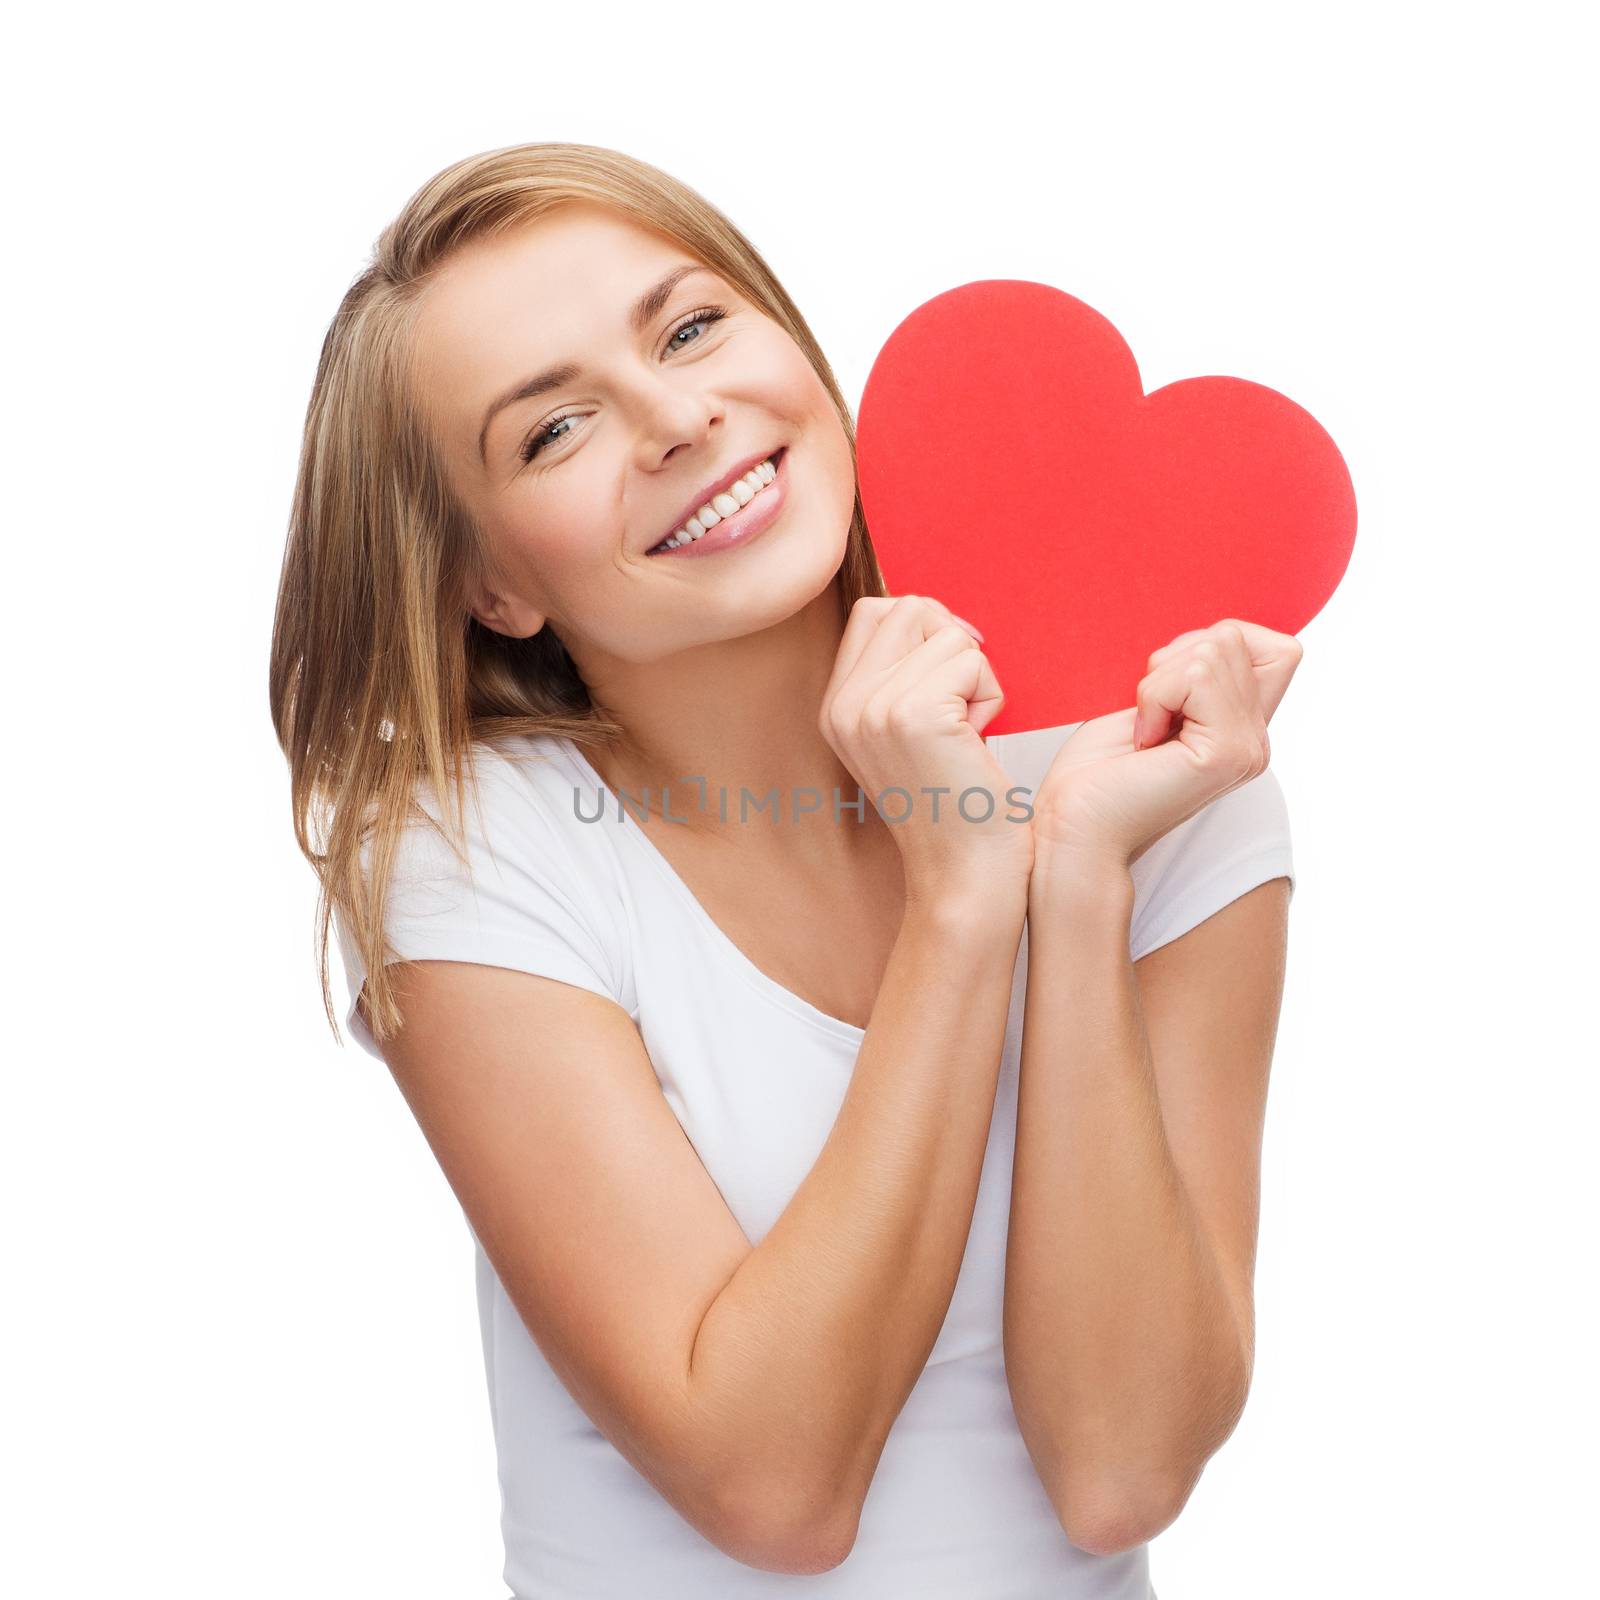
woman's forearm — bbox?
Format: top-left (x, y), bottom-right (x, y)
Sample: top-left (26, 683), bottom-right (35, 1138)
top-left (686, 884), bottom-right (1027, 1555)
top-left (1003, 850), bottom-right (1249, 1552)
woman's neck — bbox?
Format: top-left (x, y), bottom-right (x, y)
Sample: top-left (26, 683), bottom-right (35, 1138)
top-left (579, 582), bottom-right (885, 860)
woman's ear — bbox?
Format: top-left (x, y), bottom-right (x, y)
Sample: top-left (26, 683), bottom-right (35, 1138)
top-left (467, 584), bottom-right (547, 640)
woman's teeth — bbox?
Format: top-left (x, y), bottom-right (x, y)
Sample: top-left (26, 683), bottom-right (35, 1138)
top-left (650, 456), bottom-right (780, 553)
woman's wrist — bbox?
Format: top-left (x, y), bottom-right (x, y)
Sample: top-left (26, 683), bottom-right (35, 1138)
top-left (903, 871), bottom-right (1031, 929)
top-left (1028, 841), bottom-right (1136, 910)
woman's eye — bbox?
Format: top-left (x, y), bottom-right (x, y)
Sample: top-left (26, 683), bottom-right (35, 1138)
top-left (666, 305), bottom-right (728, 352)
top-left (517, 304), bottom-right (730, 466)
top-left (519, 413), bottom-right (580, 464)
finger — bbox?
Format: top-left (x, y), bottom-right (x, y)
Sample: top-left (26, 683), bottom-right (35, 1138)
top-left (1210, 621), bottom-right (1260, 708)
top-left (1149, 621), bottom-right (1248, 685)
top-left (1135, 637), bottom-right (1211, 749)
top-left (865, 625), bottom-right (1005, 736)
top-left (1132, 658), bottom-right (1186, 752)
top-left (1146, 628), bottom-right (1211, 671)
top-left (1134, 646), bottom-right (1262, 782)
top-left (1134, 636), bottom-right (1248, 750)
top-left (902, 634), bottom-right (1007, 738)
top-left (824, 595), bottom-right (899, 698)
top-left (1139, 619), bottom-right (1283, 746)
top-left (1212, 618), bottom-right (1303, 723)
top-left (1140, 625), bottom-right (1239, 744)
top-left (850, 593), bottom-right (960, 683)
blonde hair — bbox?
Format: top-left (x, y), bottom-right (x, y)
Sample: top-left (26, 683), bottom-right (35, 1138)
top-left (269, 141), bottom-right (889, 1051)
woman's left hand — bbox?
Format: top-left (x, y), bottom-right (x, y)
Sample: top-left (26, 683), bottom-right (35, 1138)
top-left (1031, 618), bottom-right (1303, 868)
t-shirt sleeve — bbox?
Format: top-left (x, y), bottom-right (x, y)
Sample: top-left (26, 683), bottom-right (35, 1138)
top-left (1127, 767), bottom-right (1296, 962)
top-left (333, 755), bottom-right (628, 1062)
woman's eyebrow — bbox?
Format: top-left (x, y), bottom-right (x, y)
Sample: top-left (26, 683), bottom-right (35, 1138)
top-left (476, 262), bottom-right (716, 465)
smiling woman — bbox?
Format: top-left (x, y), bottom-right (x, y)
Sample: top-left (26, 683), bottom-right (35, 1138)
top-left (267, 139), bottom-right (1292, 1600)
top-left (269, 143), bottom-right (884, 1054)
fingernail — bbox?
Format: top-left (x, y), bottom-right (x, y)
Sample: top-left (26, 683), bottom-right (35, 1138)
top-left (952, 614), bottom-right (984, 642)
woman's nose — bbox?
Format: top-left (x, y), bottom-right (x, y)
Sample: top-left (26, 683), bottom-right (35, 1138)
top-left (628, 384), bottom-right (723, 464)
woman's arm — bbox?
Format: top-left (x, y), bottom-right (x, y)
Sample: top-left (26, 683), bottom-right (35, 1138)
top-left (1003, 845), bottom-right (1290, 1557)
top-left (376, 875), bottom-right (1027, 1577)
top-left (688, 880), bottom-right (1027, 1558)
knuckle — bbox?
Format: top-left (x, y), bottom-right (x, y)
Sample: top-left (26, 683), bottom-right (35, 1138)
top-left (884, 697), bottom-right (919, 735)
top-left (828, 690), bottom-right (861, 735)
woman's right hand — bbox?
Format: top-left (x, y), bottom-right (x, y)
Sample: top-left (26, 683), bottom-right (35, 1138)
top-left (819, 594), bottom-right (1033, 904)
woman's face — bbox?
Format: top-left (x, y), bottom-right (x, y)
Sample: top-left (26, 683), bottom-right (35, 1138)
top-left (407, 202), bottom-right (858, 672)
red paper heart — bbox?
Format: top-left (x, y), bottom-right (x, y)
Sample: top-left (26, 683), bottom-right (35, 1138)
top-left (855, 280), bottom-right (1357, 735)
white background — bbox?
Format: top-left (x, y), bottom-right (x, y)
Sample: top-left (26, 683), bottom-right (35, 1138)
top-left (6, 2), bottom-right (1594, 1595)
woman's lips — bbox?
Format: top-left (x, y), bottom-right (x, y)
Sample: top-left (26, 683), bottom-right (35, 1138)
top-left (645, 447), bottom-right (789, 559)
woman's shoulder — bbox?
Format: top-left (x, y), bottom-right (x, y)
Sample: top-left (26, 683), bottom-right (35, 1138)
top-left (392, 729), bottom-right (632, 928)
top-left (340, 731), bottom-right (635, 1051)
top-left (374, 730), bottom-right (612, 896)
top-left (1128, 763), bottom-right (1294, 959)
top-left (401, 730), bottom-right (591, 826)
top-left (466, 729), bottom-right (590, 804)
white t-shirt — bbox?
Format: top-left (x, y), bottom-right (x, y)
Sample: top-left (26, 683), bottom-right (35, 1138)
top-left (334, 724), bottom-right (1295, 1600)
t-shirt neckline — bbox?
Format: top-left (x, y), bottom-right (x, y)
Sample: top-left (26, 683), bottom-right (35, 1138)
top-left (558, 737), bottom-right (868, 1047)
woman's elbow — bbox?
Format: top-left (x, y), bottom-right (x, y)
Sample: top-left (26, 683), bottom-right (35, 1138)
top-left (707, 1470), bottom-right (862, 1574)
top-left (1054, 1471), bottom-right (1189, 1557)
